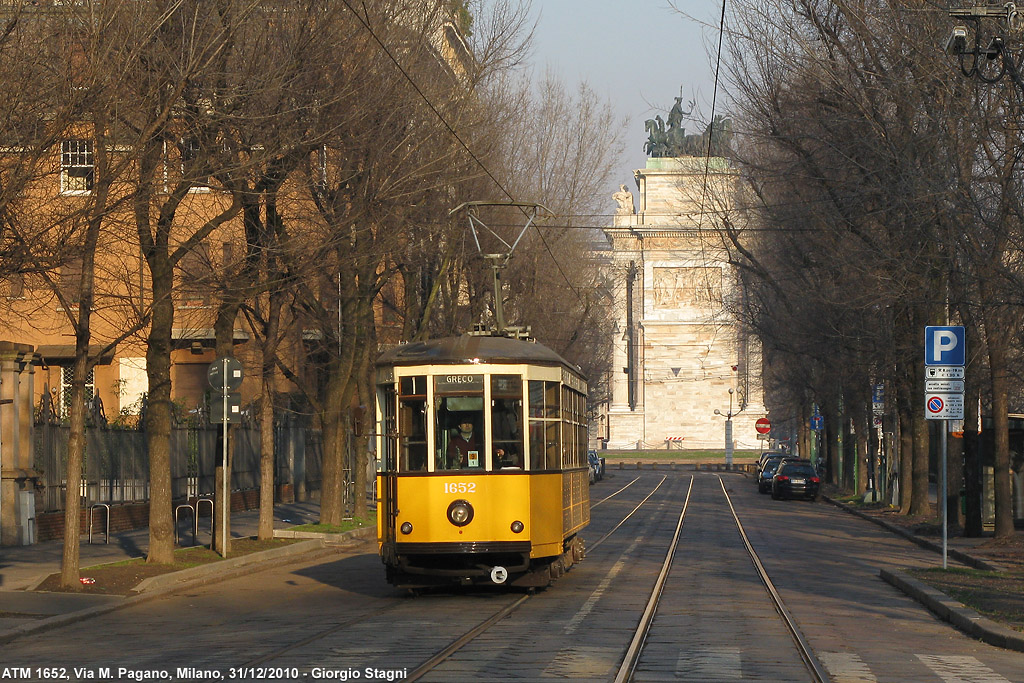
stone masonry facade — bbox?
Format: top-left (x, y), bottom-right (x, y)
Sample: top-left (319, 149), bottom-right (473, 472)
top-left (600, 157), bottom-right (766, 451)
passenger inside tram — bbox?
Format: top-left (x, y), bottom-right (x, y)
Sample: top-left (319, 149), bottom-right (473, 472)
top-left (446, 413), bottom-right (481, 468)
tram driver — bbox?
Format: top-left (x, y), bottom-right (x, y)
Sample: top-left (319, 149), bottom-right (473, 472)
top-left (446, 414), bottom-right (481, 468)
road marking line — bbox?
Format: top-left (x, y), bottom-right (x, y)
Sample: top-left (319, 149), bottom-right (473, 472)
top-left (675, 647), bottom-right (742, 679)
top-left (819, 652), bottom-right (878, 682)
top-left (563, 535), bottom-right (643, 635)
top-left (917, 654), bottom-right (1012, 683)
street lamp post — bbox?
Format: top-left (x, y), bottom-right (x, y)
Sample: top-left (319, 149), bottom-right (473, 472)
top-left (714, 388), bottom-right (736, 467)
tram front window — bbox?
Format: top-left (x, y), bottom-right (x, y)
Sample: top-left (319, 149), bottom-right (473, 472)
top-left (492, 375), bottom-right (523, 470)
top-left (435, 383), bottom-right (485, 470)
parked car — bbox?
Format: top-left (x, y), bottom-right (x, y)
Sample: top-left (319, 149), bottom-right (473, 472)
top-left (771, 459), bottom-right (821, 501)
top-left (757, 455), bottom-right (792, 493)
top-left (756, 451), bottom-right (788, 476)
top-left (588, 451), bottom-right (604, 482)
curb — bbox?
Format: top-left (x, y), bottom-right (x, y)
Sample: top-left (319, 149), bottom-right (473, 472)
top-left (273, 525), bottom-right (376, 544)
top-left (0, 528), bottom-right (372, 646)
top-left (825, 496), bottom-right (1024, 651)
top-left (879, 569), bottom-right (1024, 653)
top-left (132, 539), bottom-right (326, 593)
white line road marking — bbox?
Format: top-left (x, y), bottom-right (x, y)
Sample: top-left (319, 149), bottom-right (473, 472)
top-left (819, 652), bottom-right (878, 682)
top-left (917, 654), bottom-right (1013, 683)
top-left (563, 535), bottom-right (643, 635)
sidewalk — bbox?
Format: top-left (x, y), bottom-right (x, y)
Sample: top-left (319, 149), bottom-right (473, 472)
top-left (0, 500), bottom-right (335, 638)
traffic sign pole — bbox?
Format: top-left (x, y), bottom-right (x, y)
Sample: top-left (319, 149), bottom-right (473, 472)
top-left (924, 326), bottom-right (965, 570)
top-left (208, 357), bottom-right (243, 558)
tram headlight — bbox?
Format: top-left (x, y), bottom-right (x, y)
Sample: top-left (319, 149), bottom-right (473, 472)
top-left (400, 522), bottom-right (413, 535)
top-left (510, 520), bottom-right (524, 534)
top-left (447, 499), bottom-right (474, 527)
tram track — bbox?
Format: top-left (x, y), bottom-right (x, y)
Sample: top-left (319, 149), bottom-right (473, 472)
top-left (612, 474), bottom-right (829, 683)
top-left (225, 473), bottom-right (705, 682)
top-left (230, 474), bottom-right (675, 682)
top-left (401, 474), bottom-right (676, 681)
top-left (716, 475), bottom-right (829, 682)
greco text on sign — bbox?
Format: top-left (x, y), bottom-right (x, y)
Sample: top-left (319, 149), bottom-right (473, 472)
top-left (434, 374), bottom-right (484, 394)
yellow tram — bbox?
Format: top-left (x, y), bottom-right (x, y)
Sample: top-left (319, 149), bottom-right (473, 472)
top-left (375, 332), bottom-right (589, 589)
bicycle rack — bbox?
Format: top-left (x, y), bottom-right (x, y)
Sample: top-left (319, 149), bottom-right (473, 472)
top-left (89, 504), bottom-right (110, 544)
top-left (174, 504), bottom-right (196, 546)
top-left (195, 497), bottom-right (214, 537)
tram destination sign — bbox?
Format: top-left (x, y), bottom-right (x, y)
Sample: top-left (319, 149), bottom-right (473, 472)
top-left (925, 366), bottom-right (965, 380)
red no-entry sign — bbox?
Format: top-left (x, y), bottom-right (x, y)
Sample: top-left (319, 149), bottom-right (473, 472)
top-left (755, 417), bottom-right (771, 434)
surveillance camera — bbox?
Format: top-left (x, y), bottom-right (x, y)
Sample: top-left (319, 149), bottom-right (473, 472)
top-left (946, 25), bottom-right (969, 56)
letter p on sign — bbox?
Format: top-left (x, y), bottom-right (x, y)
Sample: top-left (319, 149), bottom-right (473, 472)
top-left (925, 326), bottom-right (966, 366)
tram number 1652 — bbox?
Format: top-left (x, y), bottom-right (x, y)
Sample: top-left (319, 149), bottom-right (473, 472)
top-left (444, 482), bottom-right (477, 494)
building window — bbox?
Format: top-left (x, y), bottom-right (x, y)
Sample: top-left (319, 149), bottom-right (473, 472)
top-left (177, 239), bottom-right (212, 306)
top-left (61, 365), bottom-right (95, 419)
top-left (179, 136), bottom-right (210, 190)
top-left (60, 139), bottom-right (94, 195)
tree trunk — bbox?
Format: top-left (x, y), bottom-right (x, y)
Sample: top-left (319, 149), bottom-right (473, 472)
top-left (909, 355), bottom-right (931, 516)
top-left (856, 408), bottom-right (869, 496)
top-left (145, 277), bottom-right (175, 564)
top-left (898, 403), bottom-right (914, 515)
top-left (984, 315), bottom-right (1015, 538)
top-left (257, 289), bottom-right (283, 540)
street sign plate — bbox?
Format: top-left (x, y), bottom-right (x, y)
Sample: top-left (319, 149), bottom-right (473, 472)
top-left (211, 392), bottom-right (242, 424)
top-left (208, 357), bottom-right (243, 392)
top-left (925, 392), bottom-right (964, 420)
top-left (925, 379), bottom-right (965, 393)
top-left (925, 326), bottom-right (966, 366)
top-left (925, 366), bottom-right (965, 380)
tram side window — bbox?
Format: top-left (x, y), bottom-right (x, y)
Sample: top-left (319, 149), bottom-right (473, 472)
top-left (380, 385), bottom-right (397, 472)
top-left (491, 375), bottom-right (523, 470)
top-left (528, 380), bottom-right (560, 470)
top-left (399, 398), bottom-right (427, 471)
top-left (397, 376), bottom-right (427, 472)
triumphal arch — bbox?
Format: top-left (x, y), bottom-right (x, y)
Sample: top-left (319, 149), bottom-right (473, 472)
top-left (600, 154), bottom-right (766, 452)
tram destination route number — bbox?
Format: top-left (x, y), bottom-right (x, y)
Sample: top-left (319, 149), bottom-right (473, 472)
top-left (0, 666), bottom-right (409, 682)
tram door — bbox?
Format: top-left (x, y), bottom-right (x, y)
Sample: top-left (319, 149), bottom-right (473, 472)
top-left (379, 382), bottom-right (398, 548)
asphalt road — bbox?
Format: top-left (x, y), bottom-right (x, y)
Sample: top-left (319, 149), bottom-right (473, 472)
top-left (2, 471), bottom-right (1022, 682)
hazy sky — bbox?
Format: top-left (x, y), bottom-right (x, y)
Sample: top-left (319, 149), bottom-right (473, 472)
top-left (525, 1), bottom-right (726, 207)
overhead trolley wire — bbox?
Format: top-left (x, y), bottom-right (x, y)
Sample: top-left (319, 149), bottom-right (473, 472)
top-left (338, 0), bottom-right (587, 307)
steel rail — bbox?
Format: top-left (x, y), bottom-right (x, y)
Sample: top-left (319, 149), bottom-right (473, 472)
top-left (403, 474), bottom-right (673, 680)
top-left (589, 475), bottom-right (667, 551)
top-left (239, 598), bottom-right (407, 667)
top-left (404, 595), bottom-right (530, 682)
top-left (613, 476), bottom-right (694, 683)
top-left (717, 476), bottom-right (831, 683)
top-left (590, 475), bottom-right (641, 508)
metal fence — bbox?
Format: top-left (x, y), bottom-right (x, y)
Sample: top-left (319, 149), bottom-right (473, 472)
top-left (33, 421), bottom-right (324, 513)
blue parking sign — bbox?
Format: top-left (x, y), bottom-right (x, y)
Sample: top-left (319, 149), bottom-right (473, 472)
top-left (925, 326), bottom-right (965, 366)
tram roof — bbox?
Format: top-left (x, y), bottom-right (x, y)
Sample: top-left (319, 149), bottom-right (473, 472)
top-left (377, 334), bottom-right (580, 374)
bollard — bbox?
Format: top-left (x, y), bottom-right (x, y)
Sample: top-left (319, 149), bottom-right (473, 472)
top-left (636, 461), bottom-right (642, 469)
